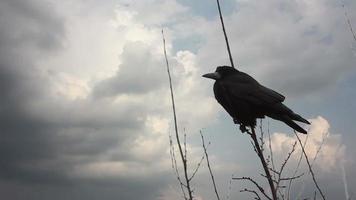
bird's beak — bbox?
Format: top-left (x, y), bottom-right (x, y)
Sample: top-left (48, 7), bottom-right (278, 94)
top-left (202, 72), bottom-right (221, 80)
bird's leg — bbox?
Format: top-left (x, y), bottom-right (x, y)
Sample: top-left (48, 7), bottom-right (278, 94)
top-left (233, 118), bottom-right (247, 133)
top-left (239, 124), bottom-right (247, 133)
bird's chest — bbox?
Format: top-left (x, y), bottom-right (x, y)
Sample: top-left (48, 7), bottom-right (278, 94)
top-left (213, 82), bottom-right (248, 115)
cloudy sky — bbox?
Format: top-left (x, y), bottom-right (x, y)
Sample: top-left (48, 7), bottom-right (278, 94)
top-left (0, 0), bottom-right (355, 199)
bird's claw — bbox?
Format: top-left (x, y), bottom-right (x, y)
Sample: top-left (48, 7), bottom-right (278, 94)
top-left (239, 125), bottom-right (247, 133)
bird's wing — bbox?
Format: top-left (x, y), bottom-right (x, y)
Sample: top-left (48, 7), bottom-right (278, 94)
top-left (257, 85), bottom-right (285, 103)
top-left (222, 79), bottom-right (285, 106)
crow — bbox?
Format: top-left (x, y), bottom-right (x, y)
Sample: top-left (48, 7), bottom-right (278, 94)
top-left (203, 66), bottom-right (310, 134)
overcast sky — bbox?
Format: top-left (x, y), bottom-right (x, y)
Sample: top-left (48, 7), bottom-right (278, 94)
top-left (0, 0), bottom-right (355, 199)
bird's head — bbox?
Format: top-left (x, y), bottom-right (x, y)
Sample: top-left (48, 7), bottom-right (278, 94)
top-left (202, 66), bottom-right (238, 80)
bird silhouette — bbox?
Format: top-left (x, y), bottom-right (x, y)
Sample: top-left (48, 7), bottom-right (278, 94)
top-left (203, 66), bottom-right (310, 134)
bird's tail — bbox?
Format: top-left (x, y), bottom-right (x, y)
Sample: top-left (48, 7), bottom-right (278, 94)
top-left (282, 115), bottom-right (308, 134)
top-left (290, 113), bottom-right (310, 124)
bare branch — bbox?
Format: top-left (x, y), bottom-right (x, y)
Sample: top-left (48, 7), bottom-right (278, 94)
top-left (280, 173), bottom-right (304, 181)
top-left (342, 3), bottom-right (356, 42)
top-left (248, 127), bottom-right (277, 200)
top-left (189, 142), bottom-right (211, 181)
top-left (259, 119), bottom-right (265, 152)
top-left (215, 0), bottom-right (236, 68)
top-left (240, 188), bottom-right (262, 200)
top-left (169, 134), bottom-right (188, 199)
top-left (162, 30), bottom-right (193, 200)
top-left (226, 174), bottom-right (233, 200)
top-left (184, 130), bottom-right (187, 161)
top-left (232, 176), bottom-right (272, 200)
top-left (200, 131), bottom-right (221, 200)
top-left (311, 132), bottom-right (328, 168)
top-left (294, 131), bottom-right (326, 200)
top-left (276, 141), bottom-right (297, 190)
top-left (287, 132), bottom-right (309, 199)
top-left (267, 120), bottom-right (276, 181)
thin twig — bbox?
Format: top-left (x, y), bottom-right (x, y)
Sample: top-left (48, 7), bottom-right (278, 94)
top-left (280, 173), bottom-right (304, 181)
top-left (200, 131), bottom-right (221, 200)
top-left (232, 176), bottom-right (271, 200)
top-left (311, 132), bottom-right (328, 167)
top-left (226, 174), bottom-right (233, 200)
top-left (215, 0), bottom-right (236, 68)
top-left (184, 130), bottom-right (187, 161)
top-left (294, 131), bottom-right (326, 200)
top-left (287, 132), bottom-right (309, 199)
top-left (259, 119), bottom-right (265, 152)
top-left (162, 30), bottom-right (193, 200)
top-left (249, 127), bottom-right (277, 200)
top-left (169, 134), bottom-right (188, 199)
top-left (189, 142), bottom-right (211, 181)
top-left (267, 120), bottom-right (277, 182)
top-left (342, 3), bottom-right (356, 42)
top-left (276, 141), bottom-right (297, 191)
top-left (240, 188), bottom-right (262, 200)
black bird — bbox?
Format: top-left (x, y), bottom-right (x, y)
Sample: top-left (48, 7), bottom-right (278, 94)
top-left (203, 66), bottom-right (310, 134)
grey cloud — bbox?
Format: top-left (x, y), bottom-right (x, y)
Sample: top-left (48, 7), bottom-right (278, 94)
top-left (0, 0), bottom-right (65, 53)
top-left (93, 41), bottom-right (166, 97)
top-left (0, 1), bottom-right (168, 199)
top-left (1, 0), bottom-right (355, 199)
top-left (196, 0), bottom-right (356, 98)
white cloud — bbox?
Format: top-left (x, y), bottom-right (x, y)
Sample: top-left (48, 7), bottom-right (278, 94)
top-left (193, 0), bottom-right (356, 97)
top-left (269, 116), bottom-right (346, 171)
top-left (1, 0), bottom-right (356, 199)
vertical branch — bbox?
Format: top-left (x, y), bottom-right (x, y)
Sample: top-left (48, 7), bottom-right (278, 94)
top-left (342, 3), bottom-right (356, 42)
top-left (287, 132), bottom-right (309, 199)
top-left (226, 174), bottom-right (233, 200)
top-left (311, 132), bottom-right (328, 167)
top-left (200, 131), bottom-right (221, 200)
top-left (249, 127), bottom-right (277, 200)
top-left (162, 30), bottom-right (193, 200)
top-left (215, 0), bottom-right (236, 68)
top-left (169, 135), bottom-right (188, 200)
top-left (267, 120), bottom-right (276, 181)
top-left (341, 163), bottom-right (350, 200)
top-left (294, 131), bottom-right (326, 200)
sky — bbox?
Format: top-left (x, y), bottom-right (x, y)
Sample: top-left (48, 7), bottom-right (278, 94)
top-left (0, 0), bottom-right (355, 199)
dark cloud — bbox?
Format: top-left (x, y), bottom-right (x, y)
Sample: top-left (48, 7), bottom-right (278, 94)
top-left (0, 0), bottom-right (65, 53)
top-left (92, 41), bottom-right (166, 97)
top-left (1, 0), bottom-right (355, 199)
top-left (0, 1), bottom-right (167, 199)
top-left (196, 0), bottom-right (356, 98)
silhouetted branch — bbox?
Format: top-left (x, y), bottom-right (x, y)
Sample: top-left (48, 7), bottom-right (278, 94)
top-left (184, 130), bottom-right (187, 161)
top-left (232, 176), bottom-right (272, 200)
top-left (276, 141), bottom-right (297, 190)
top-left (280, 173), bottom-right (304, 181)
top-left (169, 134), bottom-right (188, 199)
top-left (267, 120), bottom-right (276, 181)
top-left (248, 127), bottom-right (277, 200)
top-left (162, 29), bottom-right (193, 200)
top-left (215, 0), bottom-right (236, 68)
top-left (240, 188), bottom-right (262, 200)
top-left (287, 132), bottom-right (309, 199)
top-left (342, 3), bottom-right (356, 42)
top-left (311, 132), bottom-right (328, 167)
top-left (294, 131), bottom-right (326, 200)
top-left (226, 174), bottom-right (233, 200)
top-left (200, 131), bottom-right (221, 200)
top-left (259, 119), bottom-right (265, 153)
top-left (189, 142), bottom-right (210, 182)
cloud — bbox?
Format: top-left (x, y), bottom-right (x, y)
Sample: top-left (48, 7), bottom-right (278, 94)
top-left (92, 41), bottom-right (167, 96)
top-left (193, 0), bottom-right (356, 98)
top-left (269, 116), bottom-right (345, 171)
top-left (0, 0), bottom-right (355, 199)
